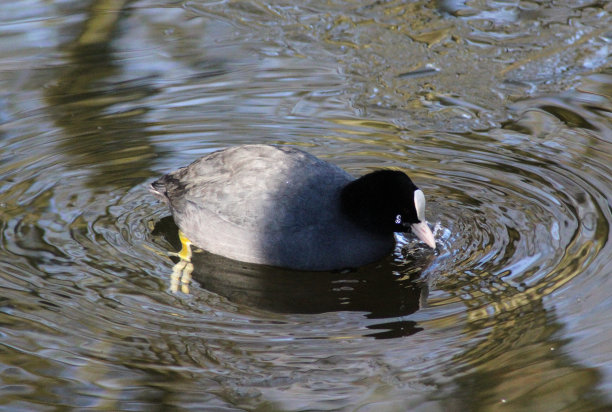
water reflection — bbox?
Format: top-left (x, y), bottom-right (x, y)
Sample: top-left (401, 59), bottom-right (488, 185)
top-left (1, 0), bottom-right (612, 410)
top-left (152, 216), bottom-right (432, 338)
top-left (443, 267), bottom-right (607, 411)
top-left (45, 43), bottom-right (158, 188)
top-left (44, 5), bottom-right (158, 189)
top-left (451, 301), bottom-right (605, 410)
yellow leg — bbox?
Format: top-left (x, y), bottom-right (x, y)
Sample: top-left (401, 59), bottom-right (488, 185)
top-left (170, 230), bottom-right (193, 294)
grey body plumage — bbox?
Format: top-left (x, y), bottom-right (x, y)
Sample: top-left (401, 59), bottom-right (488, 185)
top-left (150, 144), bottom-right (434, 270)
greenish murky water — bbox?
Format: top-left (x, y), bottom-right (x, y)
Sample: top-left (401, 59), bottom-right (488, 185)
top-left (1, 1), bottom-right (611, 410)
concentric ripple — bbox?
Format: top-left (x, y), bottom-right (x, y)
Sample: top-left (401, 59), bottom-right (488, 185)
top-left (1, 0), bottom-right (611, 409)
top-left (1, 88), bottom-right (610, 411)
top-left (129, 96), bottom-right (610, 407)
top-left (421, 129), bottom-right (607, 319)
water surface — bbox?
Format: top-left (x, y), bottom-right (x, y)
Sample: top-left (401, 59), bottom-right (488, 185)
top-left (1, 1), bottom-right (611, 410)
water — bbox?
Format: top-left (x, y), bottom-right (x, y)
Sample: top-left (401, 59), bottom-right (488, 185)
top-left (1, 0), bottom-right (611, 410)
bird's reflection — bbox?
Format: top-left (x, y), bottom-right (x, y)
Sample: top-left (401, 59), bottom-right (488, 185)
top-left (152, 216), bottom-right (434, 338)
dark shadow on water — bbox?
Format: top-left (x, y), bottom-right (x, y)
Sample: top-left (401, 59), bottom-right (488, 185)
top-left (42, 0), bottom-right (159, 189)
top-left (43, 1), bottom-right (231, 189)
top-left (152, 216), bottom-right (432, 339)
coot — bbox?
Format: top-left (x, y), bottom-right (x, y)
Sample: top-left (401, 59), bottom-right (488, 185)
top-left (150, 144), bottom-right (436, 270)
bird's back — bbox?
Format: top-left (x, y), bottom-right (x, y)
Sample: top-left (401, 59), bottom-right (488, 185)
top-left (151, 145), bottom-right (393, 270)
